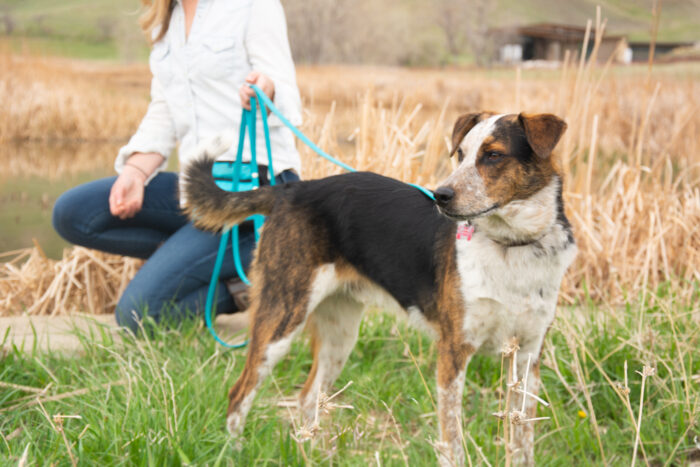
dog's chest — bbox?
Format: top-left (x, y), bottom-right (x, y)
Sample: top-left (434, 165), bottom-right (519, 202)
top-left (455, 233), bottom-right (573, 354)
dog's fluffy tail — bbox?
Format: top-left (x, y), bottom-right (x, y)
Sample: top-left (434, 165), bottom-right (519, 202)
top-left (182, 157), bottom-right (278, 232)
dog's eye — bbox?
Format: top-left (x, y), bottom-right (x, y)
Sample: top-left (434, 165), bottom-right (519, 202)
top-left (456, 148), bottom-right (464, 162)
top-left (486, 151), bottom-right (504, 161)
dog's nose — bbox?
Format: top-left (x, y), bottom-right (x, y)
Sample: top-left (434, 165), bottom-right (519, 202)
top-left (434, 186), bottom-right (455, 206)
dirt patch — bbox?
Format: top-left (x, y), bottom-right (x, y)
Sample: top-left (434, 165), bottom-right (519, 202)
top-left (1, 311), bottom-right (250, 354)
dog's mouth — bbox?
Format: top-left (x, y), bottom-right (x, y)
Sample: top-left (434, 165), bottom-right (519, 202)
top-left (437, 203), bottom-right (499, 221)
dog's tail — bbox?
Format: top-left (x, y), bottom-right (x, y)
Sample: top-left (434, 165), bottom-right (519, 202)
top-left (182, 157), bottom-right (279, 232)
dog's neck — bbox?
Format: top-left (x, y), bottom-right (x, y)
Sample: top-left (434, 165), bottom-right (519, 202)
top-left (474, 177), bottom-right (562, 247)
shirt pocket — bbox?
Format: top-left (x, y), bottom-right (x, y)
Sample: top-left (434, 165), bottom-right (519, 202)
top-left (200, 35), bottom-right (244, 81)
top-left (150, 41), bottom-right (174, 87)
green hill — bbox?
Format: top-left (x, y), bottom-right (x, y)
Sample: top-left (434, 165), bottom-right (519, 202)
top-left (495, 0), bottom-right (699, 42)
top-left (0, 0), bottom-right (145, 60)
top-left (0, 0), bottom-right (696, 61)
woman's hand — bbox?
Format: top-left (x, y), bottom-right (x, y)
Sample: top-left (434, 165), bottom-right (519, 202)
top-left (110, 152), bottom-right (164, 219)
top-left (109, 167), bottom-right (146, 219)
top-left (239, 71), bottom-right (275, 110)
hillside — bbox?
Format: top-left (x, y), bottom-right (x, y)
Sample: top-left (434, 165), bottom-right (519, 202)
top-left (0, 0), bottom-right (697, 62)
top-left (496, 0), bottom-right (698, 42)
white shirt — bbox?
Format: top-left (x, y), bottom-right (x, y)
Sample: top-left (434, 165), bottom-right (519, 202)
top-left (115, 0), bottom-right (302, 184)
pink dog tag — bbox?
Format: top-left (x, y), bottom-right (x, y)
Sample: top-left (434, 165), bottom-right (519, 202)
top-left (456, 224), bottom-right (474, 241)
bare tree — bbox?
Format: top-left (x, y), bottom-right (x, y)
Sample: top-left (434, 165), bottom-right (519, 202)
top-left (32, 14), bottom-right (53, 36)
top-left (1, 6), bottom-right (15, 35)
top-left (465, 0), bottom-right (495, 66)
top-left (284, 0), bottom-right (345, 63)
top-left (116, 15), bottom-right (140, 63)
top-left (283, 0), bottom-right (493, 66)
top-left (436, 0), bottom-right (468, 57)
top-left (96, 16), bottom-right (117, 42)
top-left (435, 0), bottom-right (495, 65)
top-left (283, 0), bottom-right (415, 65)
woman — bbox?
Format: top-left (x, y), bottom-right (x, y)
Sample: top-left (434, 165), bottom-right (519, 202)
top-left (52, 0), bottom-right (302, 333)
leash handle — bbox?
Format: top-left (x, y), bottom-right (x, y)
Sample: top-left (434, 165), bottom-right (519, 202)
top-left (206, 96), bottom-right (273, 349)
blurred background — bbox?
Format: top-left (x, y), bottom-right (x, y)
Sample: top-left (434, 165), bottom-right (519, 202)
top-left (0, 0), bottom-right (698, 64)
top-left (1, 0), bottom-right (699, 312)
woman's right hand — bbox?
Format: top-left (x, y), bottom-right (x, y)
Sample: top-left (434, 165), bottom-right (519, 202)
top-left (109, 167), bottom-right (146, 219)
top-left (110, 152), bottom-right (164, 219)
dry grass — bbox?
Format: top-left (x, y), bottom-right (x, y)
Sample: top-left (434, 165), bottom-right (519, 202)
top-left (0, 18), bottom-right (699, 315)
top-left (0, 245), bottom-right (141, 316)
top-left (0, 51), bottom-right (149, 145)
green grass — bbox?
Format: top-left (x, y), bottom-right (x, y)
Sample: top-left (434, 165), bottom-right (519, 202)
top-left (0, 0), bottom-right (148, 61)
top-left (1, 287), bottom-right (698, 465)
top-left (1, 0), bottom-right (141, 44)
top-left (0, 35), bottom-right (138, 62)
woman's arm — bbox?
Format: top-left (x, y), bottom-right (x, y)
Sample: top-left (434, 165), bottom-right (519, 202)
top-left (242, 0), bottom-right (302, 125)
top-left (114, 76), bottom-right (176, 184)
top-left (111, 75), bottom-right (176, 218)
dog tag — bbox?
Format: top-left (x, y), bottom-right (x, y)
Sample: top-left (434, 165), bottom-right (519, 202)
top-left (456, 224), bottom-right (474, 241)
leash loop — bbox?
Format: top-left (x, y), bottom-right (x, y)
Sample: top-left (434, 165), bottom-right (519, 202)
top-left (205, 94), bottom-right (270, 349)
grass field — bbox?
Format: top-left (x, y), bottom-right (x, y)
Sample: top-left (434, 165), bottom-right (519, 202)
top-left (2, 291), bottom-right (699, 465)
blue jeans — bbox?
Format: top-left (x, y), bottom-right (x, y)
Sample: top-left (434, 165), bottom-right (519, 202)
top-left (52, 170), bottom-right (299, 333)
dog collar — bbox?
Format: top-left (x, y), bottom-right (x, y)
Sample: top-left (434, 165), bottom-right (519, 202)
top-left (456, 224), bottom-right (475, 241)
top-left (456, 222), bottom-right (543, 248)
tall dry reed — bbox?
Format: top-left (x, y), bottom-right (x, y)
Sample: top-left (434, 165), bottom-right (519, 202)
top-left (1, 24), bottom-right (699, 314)
top-left (0, 51), bottom-right (149, 144)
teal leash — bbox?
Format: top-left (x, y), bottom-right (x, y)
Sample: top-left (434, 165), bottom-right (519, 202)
top-left (205, 85), bottom-right (435, 349)
top-left (205, 95), bottom-right (271, 349)
top-left (247, 84), bottom-right (436, 201)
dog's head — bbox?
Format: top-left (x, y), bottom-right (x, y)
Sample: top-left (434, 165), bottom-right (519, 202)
top-left (435, 112), bottom-right (567, 222)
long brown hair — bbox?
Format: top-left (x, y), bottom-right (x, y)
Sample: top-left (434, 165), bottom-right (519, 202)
top-left (140, 0), bottom-right (174, 44)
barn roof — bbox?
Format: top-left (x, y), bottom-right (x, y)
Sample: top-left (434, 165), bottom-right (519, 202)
top-left (491, 23), bottom-right (625, 42)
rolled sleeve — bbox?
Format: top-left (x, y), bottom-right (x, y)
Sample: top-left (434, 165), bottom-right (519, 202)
top-left (115, 76), bottom-right (177, 185)
top-left (245, 0), bottom-right (302, 127)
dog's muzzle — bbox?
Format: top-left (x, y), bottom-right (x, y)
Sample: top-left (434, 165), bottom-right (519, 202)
top-left (433, 186), bottom-right (455, 208)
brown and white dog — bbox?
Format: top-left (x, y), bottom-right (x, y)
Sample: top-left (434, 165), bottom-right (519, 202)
top-left (183, 112), bottom-right (576, 466)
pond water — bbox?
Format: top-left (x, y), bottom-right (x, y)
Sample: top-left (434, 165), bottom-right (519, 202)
top-left (1, 142), bottom-right (123, 259)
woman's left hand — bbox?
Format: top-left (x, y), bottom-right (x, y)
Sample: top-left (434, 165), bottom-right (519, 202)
top-left (239, 71), bottom-right (275, 110)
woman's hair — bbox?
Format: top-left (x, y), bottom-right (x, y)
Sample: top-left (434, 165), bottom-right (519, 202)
top-left (139, 0), bottom-right (174, 44)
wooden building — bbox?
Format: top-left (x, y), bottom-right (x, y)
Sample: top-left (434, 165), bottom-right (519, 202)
top-left (491, 23), bottom-right (626, 64)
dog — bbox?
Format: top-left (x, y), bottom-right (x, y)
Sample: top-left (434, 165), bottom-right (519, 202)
top-left (182, 112), bottom-right (576, 466)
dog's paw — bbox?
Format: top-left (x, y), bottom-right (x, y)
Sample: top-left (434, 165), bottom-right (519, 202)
top-left (226, 411), bottom-right (245, 438)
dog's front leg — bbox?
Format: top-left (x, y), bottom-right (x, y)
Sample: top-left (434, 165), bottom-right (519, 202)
top-left (510, 351), bottom-right (542, 466)
top-left (435, 340), bottom-right (474, 467)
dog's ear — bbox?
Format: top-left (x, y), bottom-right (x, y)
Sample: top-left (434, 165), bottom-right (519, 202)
top-left (518, 113), bottom-right (567, 159)
top-left (449, 113), bottom-right (482, 157)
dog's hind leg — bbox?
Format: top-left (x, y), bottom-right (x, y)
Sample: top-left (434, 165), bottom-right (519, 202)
top-left (298, 293), bottom-right (364, 422)
top-left (225, 297), bottom-right (308, 437)
top-left (225, 262), bottom-right (340, 438)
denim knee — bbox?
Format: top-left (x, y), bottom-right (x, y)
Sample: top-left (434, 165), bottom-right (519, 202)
top-left (52, 181), bottom-right (111, 245)
top-left (52, 190), bottom-right (80, 244)
top-left (115, 305), bottom-right (139, 334)
top-left (115, 292), bottom-right (148, 334)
